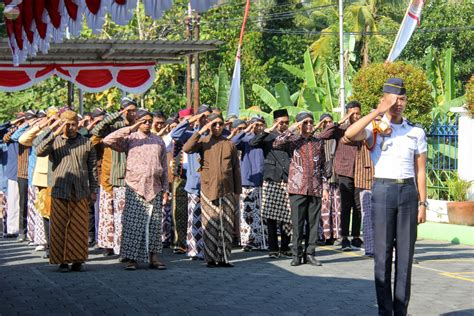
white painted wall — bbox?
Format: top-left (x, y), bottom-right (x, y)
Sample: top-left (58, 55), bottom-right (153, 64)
top-left (456, 112), bottom-right (474, 200)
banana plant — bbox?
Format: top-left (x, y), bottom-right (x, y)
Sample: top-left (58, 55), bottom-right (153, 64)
top-left (425, 47), bottom-right (464, 123)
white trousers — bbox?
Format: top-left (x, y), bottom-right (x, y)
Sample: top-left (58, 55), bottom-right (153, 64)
top-left (6, 179), bottom-right (20, 235)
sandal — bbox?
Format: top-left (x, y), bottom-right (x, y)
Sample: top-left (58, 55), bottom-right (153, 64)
top-left (149, 261), bottom-right (167, 270)
top-left (124, 260), bottom-right (138, 271)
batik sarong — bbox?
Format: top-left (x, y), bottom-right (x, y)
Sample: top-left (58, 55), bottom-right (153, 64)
top-left (319, 183), bottom-right (342, 240)
top-left (26, 186), bottom-right (37, 243)
top-left (201, 192), bottom-right (236, 264)
top-left (112, 186), bottom-right (126, 255)
top-left (162, 198), bottom-right (172, 246)
top-left (261, 181), bottom-right (292, 235)
top-left (50, 197), bottom-right (89, 264)
top-left (172, 178), bottom-right (188, 250)
top-left (28, 186), bottom-right (47, 246)
top-left (35, 187), bottom-right (51, 219)
top-left (360, 190), bottom-right (374, 255)
top-left (240, 186), bottom-right (267, 250)
top-left (6, 179), bottom-right (19, 235)
top-left (1, 191), bottom-right (7, 235)
top-left (120, 186), bottom-right (163, 263)
top-left (97, 186), bottom-right (115, 249)
top-left (187, 193), bottom-right (204, 258)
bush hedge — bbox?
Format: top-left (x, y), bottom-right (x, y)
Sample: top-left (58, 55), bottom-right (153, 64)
top-left (466, 75), bottom-right (474, 118)
top-left (351, 62), bottom-right (434, 128)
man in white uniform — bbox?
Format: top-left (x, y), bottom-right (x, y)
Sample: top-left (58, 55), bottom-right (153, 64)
top-left (345, 78), bottom-right (427, 316)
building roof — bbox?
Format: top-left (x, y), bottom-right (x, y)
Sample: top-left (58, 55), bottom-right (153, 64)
top-left (0, 38), bottom-right (221, 64)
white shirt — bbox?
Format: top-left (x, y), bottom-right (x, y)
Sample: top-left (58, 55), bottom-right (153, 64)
top-left (365, 117), bottom-right (427, 179)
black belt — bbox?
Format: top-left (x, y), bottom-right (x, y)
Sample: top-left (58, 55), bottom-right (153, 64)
top-left (374, 177), bottom-right (415, 185)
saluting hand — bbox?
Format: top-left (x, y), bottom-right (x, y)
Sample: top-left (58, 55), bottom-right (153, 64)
top-left (244, 122), bottom-right (257, 134)
top-left (199, 118), bottom-right (218, 136)
top-left (130, 119), bottom-right (144, 132)
top-left (376, 94), bottom-right (397, 114)
top-left (188, 112), bottom-right (205, 124)
top-left (53, 120), bottom-right (67, 137)
top-left (264, 121), bottom-right (279, 134)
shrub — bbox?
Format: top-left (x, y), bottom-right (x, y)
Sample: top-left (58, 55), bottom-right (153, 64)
top-left (351, 62), bottom-right (434, 128)
top-left (466, 75), bottom-right (474, 118)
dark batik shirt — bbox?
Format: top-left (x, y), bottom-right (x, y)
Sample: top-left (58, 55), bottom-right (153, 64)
top-left (273, 130), bottom-right (328, 197)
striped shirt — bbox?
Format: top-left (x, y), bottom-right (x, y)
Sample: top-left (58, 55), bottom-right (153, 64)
top-left (92, 112), bottom-right (127, 187)
top-left (354, 143), bottom-right (374, 190)
top-left (319, 123), bottom-right (360, 178)
top-left (17, 144), bottom-right (29, 179)
top-left (34, 128), bottom-right (98, 201)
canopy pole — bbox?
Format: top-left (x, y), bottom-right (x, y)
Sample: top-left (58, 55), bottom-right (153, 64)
top-left (338, 0), bottom-right (345, 115)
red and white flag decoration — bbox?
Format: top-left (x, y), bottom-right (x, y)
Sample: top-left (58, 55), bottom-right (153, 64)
top-left (226, 0), bottom-right (250, 119)
top-left (3, 0), bottom-right (219, 65)
top-left (0, 62), bottom-right (156, 93)
top-left (386, 0), bottom-right (424, 62)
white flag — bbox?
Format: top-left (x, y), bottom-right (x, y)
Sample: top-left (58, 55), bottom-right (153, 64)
top-left (387, 0), bottom-right (424, 62)
top-left (227, 51), bottom-right (241, 118)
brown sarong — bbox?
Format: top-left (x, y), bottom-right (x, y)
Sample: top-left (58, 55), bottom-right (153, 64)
top-left (49, 197), bottom-right (89, 264)
top-left (201, 192), bottom-right (236, 264)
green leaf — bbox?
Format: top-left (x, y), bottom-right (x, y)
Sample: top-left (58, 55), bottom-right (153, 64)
top-left (215, 63), bottom-right (230, 109)
top-left (304, 49), bottom-right (317, 90)
top-left (302, 88), bottom-right (323, 112)
top-left (274, 82), bottom-right (293, 107)
top-left (290, 91), bottom-right (300, 104)
top-left (252, 84), bottom-right (281, 110)
top-left (280, 63), bottom-right (305, 80)
top-left (444, 48), bottom-right (455, 102)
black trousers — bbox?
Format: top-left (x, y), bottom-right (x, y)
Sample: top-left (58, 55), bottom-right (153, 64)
top-left (338, 175), bottom-right (362, 237)
top-left (267, 219), bottom-right (290, 253)
top-left (17, 178), bottom-right (28, 237)
top-left (372, 180), bottom-right (418, 316)
top-left (289, 194), bottom-right (321, 257)
top-left (88, 204), bottom-right (95, 242)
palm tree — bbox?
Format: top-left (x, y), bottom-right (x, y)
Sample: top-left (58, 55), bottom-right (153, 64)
top-left (302, 0), bottom-right (405, 66)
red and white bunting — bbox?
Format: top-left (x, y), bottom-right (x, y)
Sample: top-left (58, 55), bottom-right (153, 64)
top-left (3, 0), bottom-right (219, 65)
top-left (0, 62), bottom-right (156, 93)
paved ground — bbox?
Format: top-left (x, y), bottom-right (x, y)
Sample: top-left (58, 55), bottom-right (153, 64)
top-left (0, 238), bottom-right (473, 316)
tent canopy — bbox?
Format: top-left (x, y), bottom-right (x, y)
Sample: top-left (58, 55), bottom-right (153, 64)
top-left (3, 0), bottom-right (219, 64)
top-left (0, 38), bottom-right (220, 93)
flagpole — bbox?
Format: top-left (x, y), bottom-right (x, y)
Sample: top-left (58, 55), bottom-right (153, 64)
top-left (338, 0), bottom-right (345, 115)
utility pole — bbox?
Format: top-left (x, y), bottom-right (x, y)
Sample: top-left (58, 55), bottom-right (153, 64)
top-left (67, 81), bottom-right (75, 108)
top-left (338, 0), bottom-right (346, 115)
top-left (185, 3), bottom-right (193, 109)
top-left (192, 13), bottom-right (200, 113)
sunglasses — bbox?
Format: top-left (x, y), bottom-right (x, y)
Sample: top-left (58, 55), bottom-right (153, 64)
top-left (212, 122), bottom-right (224, 127)
top-left (303, 120), bottom-right (314, 125)
top-left (142, 120), bottom-right (153, 124)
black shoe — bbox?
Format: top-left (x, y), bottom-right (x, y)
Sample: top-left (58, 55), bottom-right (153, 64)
top-left (268, 252), bottom-right (280, 259)
top-left (316, 239), bottom-right (326, 246)
top-left (341, 238), bottom-right (352, 251)
top-left (325, 239), bottom-right (335, 246)
top-left (102, 249), bottom-right (114, 257)
top-left (206, 261), bottom-right (218, 268)
top-left (280, 250), bottom-right (292, 258)
top-left (58, 264), bottom-right (70, 273)
top-left (173, 247), bottom-right (186, 254)
top-left (290, 257), bottom-right (301, 266)
top-left (118, 257), bottom-right (129, 263)
top-left (71, 263), bottom-right (85, 272)
top-left (306, 254), bottom-right (323, 266)
top-left (351, 237), bottom-right (363, 248)
top-left (217, 262), bottom-right (234, 268)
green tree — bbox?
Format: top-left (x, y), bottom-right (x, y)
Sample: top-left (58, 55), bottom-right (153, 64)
top-left (401, 0), bottom-right (473, 85)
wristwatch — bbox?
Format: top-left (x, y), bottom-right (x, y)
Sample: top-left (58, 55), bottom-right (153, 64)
top-left (418, 201), bottom-right (429, 207)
